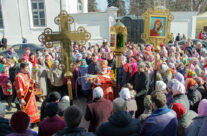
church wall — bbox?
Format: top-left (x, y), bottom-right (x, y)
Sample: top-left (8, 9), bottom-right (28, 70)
top-left (171, 12), bottom-right (197, 40)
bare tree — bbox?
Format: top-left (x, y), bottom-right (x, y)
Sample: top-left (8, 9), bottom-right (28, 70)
top-left (107, 0), bottom-right (126, 16)
top-left (88, 0), bottom-right (98, 12)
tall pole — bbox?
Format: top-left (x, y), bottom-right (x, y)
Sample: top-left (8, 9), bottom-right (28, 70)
top-left (17, 0), bottom-right (23, 39)
top-left (60, 0), bottom-right (62, 11)
top-left (153, 39), bottom-right (159, 90)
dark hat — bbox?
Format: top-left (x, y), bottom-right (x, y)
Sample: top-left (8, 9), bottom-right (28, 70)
top-left (48, 91), bottom-right (61, 102)
top-left (46, 102), bottom-right (58, 117)
top-left (10, 111), bottom-right (30, 133)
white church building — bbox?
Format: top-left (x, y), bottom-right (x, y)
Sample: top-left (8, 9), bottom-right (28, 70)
top-left (0, 0), bottom-right (198, 45)
top-left (0, 0), bottom-right (117, 45)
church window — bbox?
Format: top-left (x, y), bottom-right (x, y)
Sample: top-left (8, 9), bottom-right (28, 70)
top-left (77, 0), bottom-right (83, 12)
top-left (0, 1), bottom-right (4, 28)
top-left (31, 0), bottom-right (45, 27)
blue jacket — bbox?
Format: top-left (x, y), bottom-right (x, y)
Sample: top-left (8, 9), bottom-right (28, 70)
top-left (141, 106), bottom-right (178, 136)
top-left (96, 111), bottom-right (141, 136)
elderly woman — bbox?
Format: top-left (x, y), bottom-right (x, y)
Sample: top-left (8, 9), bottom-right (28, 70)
top-left (172, 103), bottom-right (197, 136)
top-left (186, 99), bottom-right (207, 136)
top-left (78, 59), bottom-right (91, 100)
top-left (35, 57), bottom-right (48, 101)
top-left (84, 87), bottom-right (112, 132)
top-left (169, 81), bottom-right (190, 110)
top-left (119, 87), bottom-right (137, 117)
top-left (138, 95), bottom-right (152, 125)
top-left (186, 78), bottom-right (202, 112)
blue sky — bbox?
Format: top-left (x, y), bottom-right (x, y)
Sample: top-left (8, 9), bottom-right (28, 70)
top-left (96, 0), bottom-right (107, 11)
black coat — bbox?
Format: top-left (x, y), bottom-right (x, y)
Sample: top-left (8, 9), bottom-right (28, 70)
top-left (96, 111), bottom-right (141, 136)
top-left (88, 62), bottom-right (100, 75)
top-left (0, 117), bottom-right (13, 136)
top-left (187, 85), bottom-right (202, 112)
top-left (130, 72), bottom-right (149, 98)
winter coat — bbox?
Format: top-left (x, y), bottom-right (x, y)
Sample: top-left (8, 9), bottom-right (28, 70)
top-left (36, 64), bottom-right (48, 96)
top-left (38, 116), bottom-right (65, 136)
top-left (130, 72), bottom-right (149, 98)
top-left (88, 62), bottom-right (100, 75)
top-left (84, 98), bottom-right (112, 132)
top-left (169, 94), bottom-right (190, 110)
top-left (141, 106), bottom-right (178, 136)
top-left (186, 116), bottom-right (207, 136)
top-left (54, 127), bottom-right (95, 136)
top-left (7, 130), bottom-right (33, 136)
top-left (198, 118), bottom-right (207, 136)
top-left (0, 117), bottom-right (13, 136)
top-left (197, 85), bottom-right (207, 99)
top-left (96, 111), bottom-right (141, 136)
top-left (126, 98), bottom-right (137, 118)
top-left (177, 110), bottom-right (197, 136)
top-left (187, 86), bottom-right (202, 112)
top-left (78, 66), bottom-right (91, 91)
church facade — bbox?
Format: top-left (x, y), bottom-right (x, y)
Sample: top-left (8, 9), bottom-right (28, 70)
top-left (0, 0), bottom-right (88, 45)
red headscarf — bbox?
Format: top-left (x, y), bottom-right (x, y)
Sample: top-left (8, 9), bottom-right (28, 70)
top-left (124, 63), bottom-right (130, 73)
top-left (172, 103), bottom-right (186, 118)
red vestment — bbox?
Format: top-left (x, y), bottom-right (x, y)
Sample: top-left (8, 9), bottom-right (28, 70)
top-left (14, 72), bottom-right (40, 123)
top-left (93, 71), bottom-right (115, 101)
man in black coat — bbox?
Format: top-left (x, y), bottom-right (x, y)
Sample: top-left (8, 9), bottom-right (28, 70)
top-left (96, 98), bottom-right (141, 136)
top-left (130, 61), bottom-right (150, 118)
top-left (0, 102), bottom-right (13, 136)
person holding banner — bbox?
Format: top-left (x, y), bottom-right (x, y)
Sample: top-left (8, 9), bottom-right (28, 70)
top-left (14, 63), bottom-right (40, 124)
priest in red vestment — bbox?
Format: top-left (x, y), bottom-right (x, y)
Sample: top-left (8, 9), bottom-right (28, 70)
top-left (14, 63), bottom-right (40, 124)
top-left (93, 60), bottom-right (115, 101)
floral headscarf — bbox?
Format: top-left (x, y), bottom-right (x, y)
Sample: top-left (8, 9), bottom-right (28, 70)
top-left (81, 59), bottom-right (87, 67)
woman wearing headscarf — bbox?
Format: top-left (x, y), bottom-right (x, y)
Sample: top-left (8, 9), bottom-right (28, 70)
top-left (78, 59), bottom-right (91, 100)
top-left (186, 99), bottom-right (207, 136)
top-left (169, 81), bottom-right (190, 110)
top-left (194, 77), bottom-right (207, 99)
top-left (122, 63), bottom-right (131, 86)
top-left (186, 78), bottom-right (202, 112)
top-left (119, 87), bottom-right (137, 117)
top-left (130, 63), bottom-right (137, 78)
top-left (172, 103), bottom-right (197, 136)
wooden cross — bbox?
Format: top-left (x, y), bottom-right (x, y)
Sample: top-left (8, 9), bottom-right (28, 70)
top-left (39, 10), bottom-right (91, 104)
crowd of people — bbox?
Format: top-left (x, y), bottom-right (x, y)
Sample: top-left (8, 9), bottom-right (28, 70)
top-left (0, 34), bottom-right (207, 136)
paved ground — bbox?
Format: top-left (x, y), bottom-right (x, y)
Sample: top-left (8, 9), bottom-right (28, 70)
top-left (2, 96), bottom-right (89, 133)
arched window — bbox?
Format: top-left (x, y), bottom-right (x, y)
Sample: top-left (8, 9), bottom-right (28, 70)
top-left (77, 0), bottom-right (83, 12)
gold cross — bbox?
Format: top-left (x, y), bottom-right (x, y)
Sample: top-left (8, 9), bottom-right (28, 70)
top-left (39, 10), bottom-right (91, 103)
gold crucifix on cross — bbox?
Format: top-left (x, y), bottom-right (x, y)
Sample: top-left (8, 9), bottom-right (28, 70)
top-left (38, 10), bottom-right (91, 104)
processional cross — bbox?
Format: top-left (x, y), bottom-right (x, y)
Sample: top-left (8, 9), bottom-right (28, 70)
top-left (39, 10), bottom-right (91, 104)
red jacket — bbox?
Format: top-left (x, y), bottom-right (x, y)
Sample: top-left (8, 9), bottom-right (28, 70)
top-left (199, 32), bottom-right (204, 40)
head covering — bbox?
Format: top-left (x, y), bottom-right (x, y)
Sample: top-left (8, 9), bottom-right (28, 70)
top-left (175, 72), bottom-right (185, 84)
top-left (172, 103), bottom-right (186, 118)
top-left (0, 102), bottom-right (5, 115)
top-left (10, 111), bottom-right (30, 133)
top-left (54, 60), bottom-right (59, 65)
top-left (130, 63), bottom-right (137, 77)
top-left (81, 59), bottom-right (87, 67)
top-left (195, 65), bottom-right (202, 77)
top-left (48, 91), bottom-right (61, 102)
top-left (100, 60), bottom-right (108, 68)
top-left (93, 87), bottom-right (104, 99)
top-left (198, 99), bottom-right (207, 116)
top-left (124, 63), bottom-right (130, 73)
top-left (61, 96), bottom-right (70, 102)
top-left (138, 61), bottom-right (146, 68)
top-left (120, 88), bottom-right (131, 100)
top-left (168, 79), bottom-right (179, 89)
top-left (172, 82), bottom-right (186, 94)
top-left (156, 81), bottom-right (167, 91)
top-left (186, 78), bottom-right (197, 90)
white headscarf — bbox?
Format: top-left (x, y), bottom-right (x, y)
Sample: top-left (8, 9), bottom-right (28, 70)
top-left (93, 87), bottom-right (104, 98)
top-left (156, 81), bottom-right (167, 91)
top-left (120, 88), bottom-right (131, 100)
